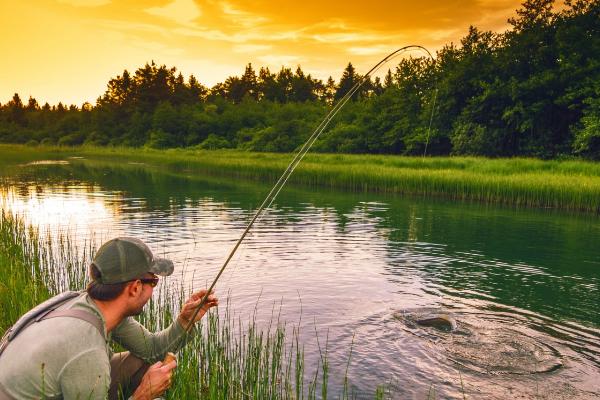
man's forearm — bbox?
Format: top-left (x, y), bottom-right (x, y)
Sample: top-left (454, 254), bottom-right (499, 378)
top-left (112, 317), bottom-right (195, 363)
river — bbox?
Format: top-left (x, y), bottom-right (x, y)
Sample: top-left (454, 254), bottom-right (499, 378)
top-left (1, 158), bottom-right (599, 399)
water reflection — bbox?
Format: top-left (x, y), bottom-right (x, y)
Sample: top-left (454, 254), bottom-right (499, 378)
top-left (1, 160), bottom-right (599, 398)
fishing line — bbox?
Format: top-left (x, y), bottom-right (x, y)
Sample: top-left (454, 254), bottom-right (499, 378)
top-left (423, 87), bottom-right (438, 158)
top-left (180, 45), bottom-right (436, 335)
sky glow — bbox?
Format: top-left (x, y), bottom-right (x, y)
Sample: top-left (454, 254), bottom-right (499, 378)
top-left (0, 0), bottom-right (523, 105)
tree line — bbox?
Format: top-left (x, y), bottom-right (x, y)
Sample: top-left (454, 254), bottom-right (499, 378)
top-left (1, 0), bottom-right (599, 158)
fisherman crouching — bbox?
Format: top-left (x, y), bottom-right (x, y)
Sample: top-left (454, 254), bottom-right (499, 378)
top-left (0, 237), bottom-right (218, 400)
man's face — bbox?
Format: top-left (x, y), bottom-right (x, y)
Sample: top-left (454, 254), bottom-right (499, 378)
top-left (127, 273), bottom-right (157, 316)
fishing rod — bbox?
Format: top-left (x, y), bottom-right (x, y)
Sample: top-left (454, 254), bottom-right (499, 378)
top-left (180, 45), bottom-right (436, 334)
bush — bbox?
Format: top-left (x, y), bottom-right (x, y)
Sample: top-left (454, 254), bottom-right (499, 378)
top-left (57, 132), bottom-right (85, 146)
top-left (235, 127), bottom-right (261, 150)
top-left (573, 93), bottom-right (600, 160)
top-left (246, 120), bottom-right (309, 152)
top-left (147, 129), bottom-right (174, 149)
top-left (198, 133), bottom-right (232, 150)
top-left (404, 127), bottom-right (452, 156)
top-left (40, 138), bottom-right (56, 146)
top-left (314, 123), bottom-right (365, 153)
top-left (573, 115), bottom-right (600, 159)
top-left (84, 131), bottom-right (110, 146)
top-left (450, 122), bottom-right (506, 156)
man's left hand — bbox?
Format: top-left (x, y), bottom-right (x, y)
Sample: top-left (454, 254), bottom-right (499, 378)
top-left (177, 290), bottom-right (219, 330)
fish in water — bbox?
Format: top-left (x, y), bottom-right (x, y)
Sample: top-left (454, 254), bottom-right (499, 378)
top-left (415, 313), bottom-right (457, 332)
top-left (394, 309), bottom-right (458, 332)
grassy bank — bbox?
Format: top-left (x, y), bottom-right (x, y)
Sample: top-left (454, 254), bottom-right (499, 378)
top-left (0, 212), bottom-right (388, 399)
top-left (2, 144), bottom-right (600, 213)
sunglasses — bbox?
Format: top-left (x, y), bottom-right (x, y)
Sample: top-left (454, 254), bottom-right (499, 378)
top-left (137, 277), bottom-right (160, 288)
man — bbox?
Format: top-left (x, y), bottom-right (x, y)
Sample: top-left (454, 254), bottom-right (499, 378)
top-left (0, 237), bottom-right (218, 399)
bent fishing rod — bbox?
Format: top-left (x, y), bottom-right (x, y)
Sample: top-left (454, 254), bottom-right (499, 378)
top-left (180, 45), bottom-right (436, 334)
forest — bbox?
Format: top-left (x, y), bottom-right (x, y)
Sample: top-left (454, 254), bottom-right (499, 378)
top-left (1, 0), bottom-right (598, 159)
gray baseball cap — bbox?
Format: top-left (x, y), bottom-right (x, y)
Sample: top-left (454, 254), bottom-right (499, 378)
top-left (92, 237), bottom-right (174, 284)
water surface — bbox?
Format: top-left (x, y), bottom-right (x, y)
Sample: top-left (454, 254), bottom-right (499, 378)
top-left (1, 159), bottom-right (599, 399)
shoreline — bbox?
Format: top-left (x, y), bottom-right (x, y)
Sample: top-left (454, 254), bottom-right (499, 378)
top-left (1, 144), bottom-right (599, 214)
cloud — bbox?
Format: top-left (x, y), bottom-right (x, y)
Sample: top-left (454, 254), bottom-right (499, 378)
top-left (173, 26), bottom-right (298, 43)
top-left (174, 27), bottom-right (229, 40)
top-left (347, 45), bottom-right (396, 56)
top-left (221, 2), bottom-right (269, 28)
top-left (423, 28), bottom-right (463, 42)
top-left (312, 32), bottom-right (375, 44)
top-left (136, 41), bottom-right (185, 56)
top-left (173, 27), bottom-right (256, 43)
top-left (233, 44), bottom-right (272, 53)
top-left (303, 21), bottom-right (403, 45)
top-left (258, 54), bottom-right (301, 67)
top-left (57, 0), bottom-right (111, 6)
top-left (98, 19), bottom-right (169, 35)
top-left (145, 0), bottom-right (202, 26)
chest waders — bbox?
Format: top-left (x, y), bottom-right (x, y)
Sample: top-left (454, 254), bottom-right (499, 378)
top-left (0, 291), bottom-right (104, 400)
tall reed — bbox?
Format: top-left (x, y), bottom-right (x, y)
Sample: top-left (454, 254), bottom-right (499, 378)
top-left (0, 211), bottom-right (91, 331)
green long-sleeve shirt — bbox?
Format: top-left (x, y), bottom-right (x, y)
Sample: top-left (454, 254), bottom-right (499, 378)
top-left (0, 292), bottom-right (192, 399)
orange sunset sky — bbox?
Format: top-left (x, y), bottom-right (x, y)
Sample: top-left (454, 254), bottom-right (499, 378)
top-left (1, 0), bottom-right (526, 105)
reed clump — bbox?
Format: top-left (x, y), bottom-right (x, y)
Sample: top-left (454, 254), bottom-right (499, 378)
top-left (0, 212), bottom-right (49, 331)
top-left (0, 212), bottom-right (388, 399)
top-left (0, 211), bottom-right (91, 332)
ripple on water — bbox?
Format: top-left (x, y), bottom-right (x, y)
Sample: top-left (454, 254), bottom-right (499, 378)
top-left (444, 324), bottom-right (563, 375)
top-left (394, 308), bottom-right (564, 375)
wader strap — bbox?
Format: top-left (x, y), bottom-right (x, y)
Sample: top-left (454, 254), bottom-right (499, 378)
top-left (42, 309), bottom-right (105, 338)
top-left (0, 382), bottom-right (15, 400)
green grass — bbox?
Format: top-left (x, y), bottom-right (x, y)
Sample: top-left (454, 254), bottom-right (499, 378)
top-left (0, 212), bottom-right (390, 399)
top-left (0, 212), bottom-right (49, 331)
top-left (0, 212), bottom-right (91, 333)
top-left (1, 144), bottom-right (599, 213)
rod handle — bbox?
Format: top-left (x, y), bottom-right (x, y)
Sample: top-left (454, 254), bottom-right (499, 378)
top-left (163, 352), bottom-right (176, 365)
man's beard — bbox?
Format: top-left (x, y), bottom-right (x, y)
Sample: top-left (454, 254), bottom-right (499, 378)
top-left (127, 302), bottom-right (145, 316)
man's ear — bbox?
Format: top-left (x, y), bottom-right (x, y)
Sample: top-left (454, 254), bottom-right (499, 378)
top-left (126, 280), bottom-right (141, 298)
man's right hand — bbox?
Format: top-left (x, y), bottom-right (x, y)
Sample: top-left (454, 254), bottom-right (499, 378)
top-left (132, 360), bottom-right (177, 400)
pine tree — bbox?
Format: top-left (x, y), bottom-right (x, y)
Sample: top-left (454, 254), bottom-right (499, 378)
top-left (324, 76), bottom-right (337, 105)
top-left (222, 76), bottom-right (244, 103)
top-left (290, 66), bottom-right (316, 102)
top-left (383, 69), bottom-right (394, 88)
top-left (188, 75), bottom-right (207, 102)
top-left (8, 93), bottom-right (25, 125)
top-left (258, 67), bottom-right (281, 102)
top-left (26, 96), bottom-right (39, 111)
top-left (240, 63), bottom-right (258, 100)
top-left (172, 72), bottom-right (188, 105)
top-left (276, 67), bottom-right (294, 102)
top-left (9, 93), bottom-right (23, 108)
top-left (372, 76), bottom-right (384, 96)
top-left (335, 62), bottom-right (360, 101)
top-left (100, 69), bottom-right (134, 106)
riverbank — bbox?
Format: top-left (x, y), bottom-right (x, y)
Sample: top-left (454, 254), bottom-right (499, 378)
top-left (0, 213), bottom-right (385, 399)
top-left (1, 144), bottom-right (599, 213)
